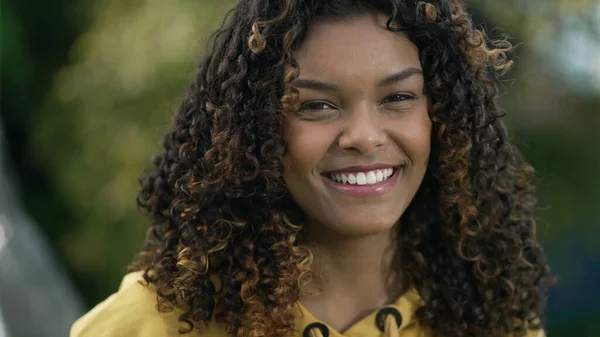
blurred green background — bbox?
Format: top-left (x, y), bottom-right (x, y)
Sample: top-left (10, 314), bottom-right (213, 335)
top-left (1, 0), bottom-right (599, 336)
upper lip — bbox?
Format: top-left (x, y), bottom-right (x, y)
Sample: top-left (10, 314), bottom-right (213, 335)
top-left (322, 163), bottom-right (402, 174)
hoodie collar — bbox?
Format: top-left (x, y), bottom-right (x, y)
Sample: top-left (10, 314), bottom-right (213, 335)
top-left (292, 287), bottom-right (424, 337)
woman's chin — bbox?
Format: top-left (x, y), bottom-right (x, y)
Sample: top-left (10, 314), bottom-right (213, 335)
top-left (302, 207), bottom-right (403, 239)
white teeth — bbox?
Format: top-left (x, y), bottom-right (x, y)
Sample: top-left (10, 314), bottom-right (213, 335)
top-left (329, 168), bottom-right (396, 185)
top-left (366, 171), bottom-right (377, 184)
top-left (348, 174), bottom-right (357, 184)
top-left (356, 172), bottom-right (367, 185)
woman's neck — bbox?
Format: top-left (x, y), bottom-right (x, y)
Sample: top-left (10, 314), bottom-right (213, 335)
top-left (298, 224), bottom-right (403, 331)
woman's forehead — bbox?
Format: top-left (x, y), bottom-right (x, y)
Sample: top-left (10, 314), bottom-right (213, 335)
top-left (293, 13), bottom-right (421, 84)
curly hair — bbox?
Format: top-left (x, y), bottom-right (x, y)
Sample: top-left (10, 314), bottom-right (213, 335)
top-left (133, 1), bottom-right (552, 336)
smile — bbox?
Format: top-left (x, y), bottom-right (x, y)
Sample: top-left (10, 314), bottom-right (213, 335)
top-left (321, 166), bottom-right (403, 197)
top-left (328, 168), bottom-right (395, 185)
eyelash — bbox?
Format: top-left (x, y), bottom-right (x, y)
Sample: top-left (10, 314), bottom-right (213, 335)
top-left (379, 93), bottom-right (418, 104)
top-left (297, 93), bottom-right (418, 112)
top-left (298, 101), bottom-right (336, 111)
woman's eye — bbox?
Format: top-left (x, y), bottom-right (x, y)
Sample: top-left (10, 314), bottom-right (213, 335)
top-left (380, 93), bottom-right (417, 104)
top-left (294, 101), bottom-right (339, 121)
top-left (298, 101), bottom-right (336, 112)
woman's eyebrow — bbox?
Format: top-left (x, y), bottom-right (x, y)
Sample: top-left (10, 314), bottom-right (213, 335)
top-left (292, 67), bottom-right (423, 92)
top-left (292, 78), bottom-right (338, 92)
top-left (378, 67), bottom-right (423, 86)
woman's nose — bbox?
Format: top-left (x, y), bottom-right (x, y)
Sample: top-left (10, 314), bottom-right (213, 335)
top-left (337, 105), bottom-right (387, 154)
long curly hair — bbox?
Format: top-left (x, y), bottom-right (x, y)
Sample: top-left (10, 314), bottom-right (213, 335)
top-left (133, 1), bottom-right (552, 336)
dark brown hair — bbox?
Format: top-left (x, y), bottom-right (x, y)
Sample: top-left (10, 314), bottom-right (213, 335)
top-left (134, 1), bottom-right (552, 336)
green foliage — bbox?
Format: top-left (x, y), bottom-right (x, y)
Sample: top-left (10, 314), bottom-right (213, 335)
top-left (29, 0), bottom-right (234, 304)
top-left (2, 1), bottom-right (599, 334)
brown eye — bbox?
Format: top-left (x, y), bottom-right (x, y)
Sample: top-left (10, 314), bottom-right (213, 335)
top-left (380, 93), bottom-right (417, 104)
top-left (298, 101), bottom-right (337, 112)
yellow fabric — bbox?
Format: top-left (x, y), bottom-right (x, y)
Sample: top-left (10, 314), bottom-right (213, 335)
top-left (384, 314), bottom-right (400, 337)
top-left (71, 272), bottom-right (546, 337)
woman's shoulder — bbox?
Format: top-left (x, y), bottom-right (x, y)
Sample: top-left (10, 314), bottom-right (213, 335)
top-left (70, 272), bottom-right (546, 337)
top-left (70, 272), bottom-right (227, 337)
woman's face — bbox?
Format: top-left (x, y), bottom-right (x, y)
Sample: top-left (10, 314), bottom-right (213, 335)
top-left (281, 13), bottom-right (431, 237)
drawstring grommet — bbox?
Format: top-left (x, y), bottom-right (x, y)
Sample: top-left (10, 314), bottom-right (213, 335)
top-left (303, 322), bottom-right (330, 337)
top-left (375, 307), bottom-right (403, 332)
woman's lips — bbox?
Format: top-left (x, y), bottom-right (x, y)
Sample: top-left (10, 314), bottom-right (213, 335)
top-left (321, 167), bottom-right (402, 197)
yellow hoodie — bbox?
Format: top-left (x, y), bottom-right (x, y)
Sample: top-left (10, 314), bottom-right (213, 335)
top-left (71, 272), bottom-right (545, 337)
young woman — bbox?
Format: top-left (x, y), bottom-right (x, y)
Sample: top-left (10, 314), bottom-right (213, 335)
top-left (71, 1), bottom-right (551, 336)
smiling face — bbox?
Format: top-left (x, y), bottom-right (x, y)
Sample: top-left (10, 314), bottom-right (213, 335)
top-left (281, 13), bottom-right (432, 237)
